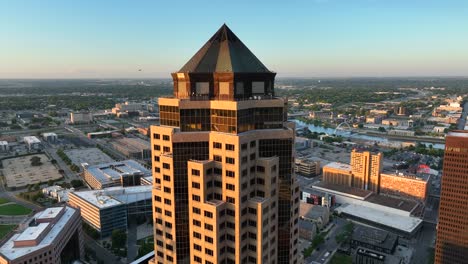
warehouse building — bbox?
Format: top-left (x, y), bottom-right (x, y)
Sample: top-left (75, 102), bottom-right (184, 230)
top-left (83, 160), bottom-right (151, 189)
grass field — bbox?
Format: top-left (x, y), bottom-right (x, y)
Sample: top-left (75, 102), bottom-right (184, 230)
top-left (330, 252), bottom-right (352, 264)
top-left (0, 198), bottom-right (10, 205)
top-left (0, 204), bottom-right (32, 215)
top-left (0, 225), bottom-right (16, 239)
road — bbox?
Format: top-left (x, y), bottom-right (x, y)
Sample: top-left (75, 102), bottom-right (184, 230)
top-left (127, 217), bottom-right (138, 262)
top-left (43, 144), bottom-right (80, 181)
top-left (0, 176), bottom-right (41, 211)
top-left (305, 217), bottom-right (348, 264)
top-left (457, 101), bottom-right (468, 130)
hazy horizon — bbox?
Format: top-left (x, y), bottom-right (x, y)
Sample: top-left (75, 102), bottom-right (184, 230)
top-left (2, 0), bottom-right (468, 78)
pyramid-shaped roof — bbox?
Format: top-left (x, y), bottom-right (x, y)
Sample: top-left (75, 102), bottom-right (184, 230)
top-left (179, 24), bottom-right (271, 73)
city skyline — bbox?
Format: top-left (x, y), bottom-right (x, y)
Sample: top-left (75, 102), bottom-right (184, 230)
top-left (2, 0), bottom-right (468, 78)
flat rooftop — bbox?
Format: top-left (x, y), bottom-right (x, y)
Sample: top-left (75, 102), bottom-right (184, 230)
top-left (65, 148), bottom-right (114, 167)
top-left (23, 136), bottom-right (41, 144)
top-left (0, 206), bottom-right (77, 260)
top-left (70, 185), bottom-right (152, 209)
top-left (365, 194), bottom-right (418, 213)
top-left (352, 225), bottom-right (398, 251)
top-left (336, 203), bottom-right (423, 234)
top-left (85, 160), bottom-right (151, 185)
top-left (36, 207), bottom-right (64, 220)
top-left (313, 182), bottom-right (373, 199)
top-left (323, 162), bottom-right (352, 171)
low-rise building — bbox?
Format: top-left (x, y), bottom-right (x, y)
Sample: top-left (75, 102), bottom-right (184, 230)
top-left (23, 136), bottom-right (41, 150)
top-left (68, 185), bottom-right (152, 237)
top-left (299, 219), bottom-right (317, 241)
top-left (70, 112), bottom-right (93, 124)
top-left (351, 225), bottom-right (398, 254)
top-left (294, 158), bottom-right (320, 177)
top-left (354, 247), bottom-right (403, 264)
top-left (42, 132), bottom-right (58, 143)
top-left (299, 202), bottom-right (330, 230)
top-left (83, 160), bottom-right (151, 189)
top-left (110, 137), bottom-right (151, 161)
top-left (0, 206), bottom-right (83, 264)
top-left (388, 130), bottom-right (415, 137)
top-left (42, 185), bottom-right (74, 202)
top-left (0, 141), bottom-right (8, 152)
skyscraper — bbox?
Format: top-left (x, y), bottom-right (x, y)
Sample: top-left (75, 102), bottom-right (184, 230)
top-left (149, 24), bottom-right (300, 264)
top-left (435, 131), bottom-right (468, 264)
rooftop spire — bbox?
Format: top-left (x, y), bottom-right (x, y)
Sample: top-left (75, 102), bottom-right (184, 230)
top-left (179, 24), bottom-right (271, 73)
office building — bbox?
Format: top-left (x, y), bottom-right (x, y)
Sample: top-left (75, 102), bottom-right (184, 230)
top-left (150, 24), bottom-right (300, 264)
top-left (351, 150), bottom-right (383, 192)
top-left (323, 151), bottom-right (428, 201)
top-left (110, 137), bottom-right (152, 161)
top-left (83, 160), bottom-right (151, 189)
top-left (435, 131), bottom-right (468, 264)
top-left (68, 185), bottom-right (152, 237)
top-left (0, 206), bottom-right (83, 264)
top-left (294, 158), bottom-right (320, 177)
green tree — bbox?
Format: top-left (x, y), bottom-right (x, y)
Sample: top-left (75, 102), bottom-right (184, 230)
top-left (378, 127), bottom-right (386, 132)
top-left (30, 156), bottom-right (42, 166)
top-left (111, 229), bottom-right (127, 249)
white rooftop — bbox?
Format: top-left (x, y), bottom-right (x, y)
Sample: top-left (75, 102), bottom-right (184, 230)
top-left (42, 132), bottom-right (57, 137)
top-left (15, 223), bottom-right (49, 242)
top-left (324, 161), bottom-right (351, 171)
top-left (23, 136), bottom-right (41, 144)
top-left (0, 206), bottom-right (76, 260)
top-left (71, 185), bottom-right (152, 209)
top-left (36, 207), bottom-right (63, 220)
top-left (0, 141), bottom-right (8, 146)
top-left (335, 203), bottom-right (423, 233)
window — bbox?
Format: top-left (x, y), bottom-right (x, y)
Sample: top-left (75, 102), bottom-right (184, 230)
top-left (164, 187), bottom-right (171, 193)
top-left (205, 248), bottom-right (214, 256)
top-left (165, 222), bottom-right (172, 228)
top-left (163, 175), bottom-right (170, 181)
top-left (214, 167), bottom-right (222, 175)
top-left (155, 178), bottom-right (161, 184)
top-left (226, 196), bottom-right (235, 204)
top-left (153, 133), bottom-right (160, 139)
top-left (250, 141), bottom-right (256, 147)
top-left (241, 143), bottom-right (248, 150)
top-left (155, 207), bottom-right (162, 213)
top-left (196, 82), bottom-right (209, 95)
top-left (192, 169), bottom-right (200, 176)
top-left (192, 195), bottom-right (201, 202)
top-left (193, 232), bottom-right (202, 239)
top-left (205, 223), bottom-right (213, 231)
top-left (194, 256), bottom-right (202, 263)
top-left (155, 167), bottom-right (160, 173)
top-left (213, 142), bottom-right (222, 149)
top-left (154, 156), bottom-right (160, 162)
top-left (163, 163), bottom-right (170, 169)
top-left (204, 211), bottom-right (213, 218)
top-left (163, 146), bottom-right (170, 152)
top-left (219, 82), bottom-right (230, 95)
top-left (226, 157), bottom-right (235, 164)
top-left (226, 183), bottom-right (235, 191)
top-left (164, 198), bottom-right (171, 205)
top-left (236, 82), bottom-right (244, 95)
top-left (193, 219), bottom-right (201, 227)
top-left (252, 82), bottom-right (264, 94)
top-left (250, 153), bottom-right (256, 160)
top-left (154, 196), bottom-right (161, 202)
top-left (226, 170), bottom-right (235, 178)
top-left (205, 236), bottom-right (214, 244)
top-left (226, 144), bottom-right (235, 151)
top-left (214, 155), bottom-right (222, 162)
top-left (193, 207), bottom-right (201, 214)
top-left (154, 145), bottom-right (161, 151)
top-left (165, 210), bottom-right (172, 217)
top-left (192, 182), bottom-right (200, 189)
top-left (257, 166), bottom-right (265, 173)
top-left (163, 135), bottom-right (170, 141)
top-left (194, 244), bottom-right (202, 251)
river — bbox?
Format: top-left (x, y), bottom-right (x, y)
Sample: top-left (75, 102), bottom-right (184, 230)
top-left (293, 120), bottom-right (445, 149)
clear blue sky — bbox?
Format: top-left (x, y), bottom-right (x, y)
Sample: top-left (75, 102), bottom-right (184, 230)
top-left (1, 0), bottom-right (468, 78)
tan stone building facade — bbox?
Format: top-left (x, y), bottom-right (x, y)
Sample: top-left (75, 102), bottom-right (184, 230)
top-left (323, 150), bottom-right (428, 201)
top-left (149, 25), bottom-right (300, 264)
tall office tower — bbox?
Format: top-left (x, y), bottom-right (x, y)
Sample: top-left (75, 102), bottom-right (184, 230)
top-left (435, 131), bottom-right (468, 264)
top-left (350, 150), bottom-right (382, 192)
top-left (149, 24), bottom-right (300, 264)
